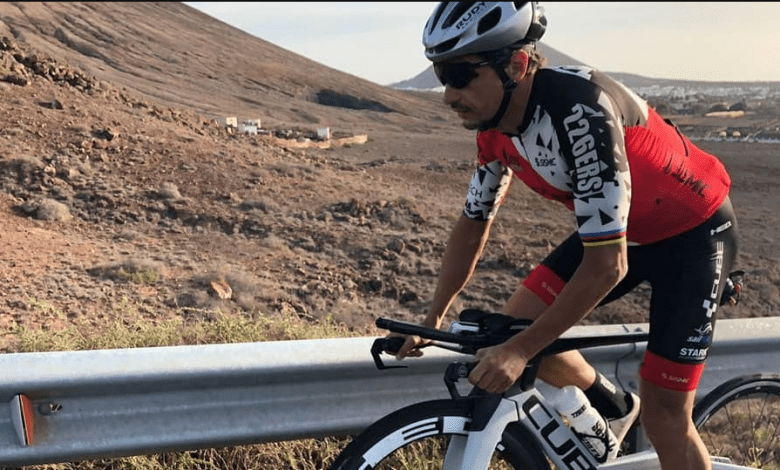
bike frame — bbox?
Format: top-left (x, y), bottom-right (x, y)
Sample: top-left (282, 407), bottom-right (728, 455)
top-left (446, 386), bottom-right (603, 470)
top-left (443, 378), bottom-right (759, 470)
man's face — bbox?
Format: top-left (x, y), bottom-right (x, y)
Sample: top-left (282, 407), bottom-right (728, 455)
top-left (435, 56), bottom-right (505, 130)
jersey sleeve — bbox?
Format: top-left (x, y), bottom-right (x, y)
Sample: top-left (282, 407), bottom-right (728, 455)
top-left (463, 132), bottom-right (513, 221)
top-left (462, 160), bottom-right (512, 221)
top-left (561, 88), bottom-right (632, 247)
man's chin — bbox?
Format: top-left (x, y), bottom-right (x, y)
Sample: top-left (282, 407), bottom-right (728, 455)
top-left (461, 119), bottom-right (482, 130)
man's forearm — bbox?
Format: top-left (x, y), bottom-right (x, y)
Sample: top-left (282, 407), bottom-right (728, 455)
top-left (425, 216), bottom-right (491, 328)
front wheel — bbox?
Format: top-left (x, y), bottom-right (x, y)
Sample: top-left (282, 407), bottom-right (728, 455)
top-left (692, 373), bottom-right (780, 469)
top-left (328, 399), bottom-right (550, 470)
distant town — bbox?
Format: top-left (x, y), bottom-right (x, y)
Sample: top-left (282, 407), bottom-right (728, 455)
top-left (629, 81), bottom-right (780, 143)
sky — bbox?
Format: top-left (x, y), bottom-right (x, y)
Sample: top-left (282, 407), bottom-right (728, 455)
top-left (186, 2), bottom-right (780, 86)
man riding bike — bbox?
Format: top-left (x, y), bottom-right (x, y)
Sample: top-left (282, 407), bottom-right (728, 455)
top-left (393, 3), bottom-right (739, 470)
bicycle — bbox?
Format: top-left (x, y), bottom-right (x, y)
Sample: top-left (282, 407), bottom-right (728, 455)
top-left (328, 272), bottom-right (777, 470)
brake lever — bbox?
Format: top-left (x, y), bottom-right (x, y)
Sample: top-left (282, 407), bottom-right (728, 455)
top-left (371, 338), bottom-right (406, 370)
top-left (444, 361), bottom-right (477, 398)
top-left (371, 337), bottom-right (444, 370)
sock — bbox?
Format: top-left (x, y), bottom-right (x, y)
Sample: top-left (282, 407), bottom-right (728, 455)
top-left (584, 372), bottom-right (629, 419)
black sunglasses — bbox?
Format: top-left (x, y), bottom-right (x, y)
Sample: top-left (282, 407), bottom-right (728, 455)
top-left (434, 60), bottom-right (491, 89)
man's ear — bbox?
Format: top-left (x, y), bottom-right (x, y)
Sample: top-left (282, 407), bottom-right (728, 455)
top-left (508, 50), bottom-right (530, 80)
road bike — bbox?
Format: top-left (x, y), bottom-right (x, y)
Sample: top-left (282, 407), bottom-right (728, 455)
top-left (327, 272), bottom-right (778, 470)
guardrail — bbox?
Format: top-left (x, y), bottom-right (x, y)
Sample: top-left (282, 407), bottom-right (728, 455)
top-left (1, 317), bottom-right (779, 466)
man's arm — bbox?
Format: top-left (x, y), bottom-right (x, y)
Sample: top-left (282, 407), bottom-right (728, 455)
top-left (423, 214), bottom-right (494, 329)
top-left (394, 214), bottom-right (493, 359)
top-left (424, 157), bottom-right (512, 329)
top-left (396, 157), bottom-right (511, 358)
top-left (468, 240), bottom-right (628, 393)
top-left (510, 239), bottom-right (628, 359)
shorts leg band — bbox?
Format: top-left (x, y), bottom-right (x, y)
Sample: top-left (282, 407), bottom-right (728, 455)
top-left (522, 265), bottom-right (566, 306)
top-left (640, 350), bottom-right (704, 392)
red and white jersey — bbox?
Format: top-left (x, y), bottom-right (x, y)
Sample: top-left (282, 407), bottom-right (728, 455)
top-left (465, 66), bottom-right (731, 246)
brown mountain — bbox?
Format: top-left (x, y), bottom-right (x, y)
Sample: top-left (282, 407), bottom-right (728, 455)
top-left (0, 1), bottom-right (776, 350)
top-left (0, 2), bottom-right (457, 134)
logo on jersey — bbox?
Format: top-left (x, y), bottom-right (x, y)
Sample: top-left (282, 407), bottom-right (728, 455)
top-left (534, 156), bottom-right (556, 167)
top-left (686, 322), bottom-right (713, 344)
top-left (463, 160), bottom-right (511, 221)
top-left (563, 103), bottom-right (610, 200)
top-left (694, 322), bottom-right (713, 336)
top-left (663, 155), bottom-right (708, 197)
top-left (518, 110), bottom-right (564, 179)
top-left (662, 372), bottom-right (691, 385)
top-left (679, 348), bottom-right (708, 359)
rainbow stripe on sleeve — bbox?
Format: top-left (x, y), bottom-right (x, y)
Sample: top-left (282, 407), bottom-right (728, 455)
top-left (581, 227), bottom-right (627, 247)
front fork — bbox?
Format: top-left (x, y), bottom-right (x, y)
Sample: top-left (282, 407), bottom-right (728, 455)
top-left (441, 397), bottom-right (519, 470)
top-left (440, 362), bottom-right (515, 469)
top-left (441, 362), bottom-right (516, 469)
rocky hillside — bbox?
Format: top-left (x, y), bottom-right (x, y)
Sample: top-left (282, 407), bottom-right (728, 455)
top-left (0, 2), bottom-right (457, 133)
top-left (0, 15), bottom-right (483, 344)
top-left (0, 2), bottom-right (777, 351)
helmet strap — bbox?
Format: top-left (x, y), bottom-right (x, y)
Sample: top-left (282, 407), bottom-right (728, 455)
top-left (479, 65), bottom-right (517, 131)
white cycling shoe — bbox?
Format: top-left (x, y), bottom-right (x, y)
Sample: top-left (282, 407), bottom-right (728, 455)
top-left (609, 392), bottom-right (641, 448)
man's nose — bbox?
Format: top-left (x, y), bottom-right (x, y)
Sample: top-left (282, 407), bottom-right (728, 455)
top-left (443, 86), bottom-right (460, 106)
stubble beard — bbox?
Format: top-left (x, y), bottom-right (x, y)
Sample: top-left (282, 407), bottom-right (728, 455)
top-left (450, 103), bottom-right (483, 131)
top-left (461, 119), bottom-right (481, 131)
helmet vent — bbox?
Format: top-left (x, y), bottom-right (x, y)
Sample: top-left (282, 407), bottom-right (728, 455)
top-left (442, 2), bottom-right (476, 29)
top-left (477, 7), bottom-right (502, 35)
top-left (433, 37), bottom-right (460, 55)
top-left (428, 3), bottom-right (448, 35)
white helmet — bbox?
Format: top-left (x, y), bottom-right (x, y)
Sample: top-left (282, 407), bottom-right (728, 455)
top-left (423, 2), bottom-right (547, 63)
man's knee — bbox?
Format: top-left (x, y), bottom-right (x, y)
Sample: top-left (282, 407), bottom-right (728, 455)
top-left (639, 380), bottom-right (696, 438)
top-left (502, 285), bottom-right (549, 320)
top-left (538, 351), bottom-right (596, 389)
top-left (640, 401), bottom-right (690, 434)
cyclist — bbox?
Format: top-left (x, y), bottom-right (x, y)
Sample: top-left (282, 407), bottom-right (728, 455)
top-left (395, 3), bottom-right (739, 469)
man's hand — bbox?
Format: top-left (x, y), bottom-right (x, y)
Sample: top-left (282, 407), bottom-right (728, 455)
top-left (468, 343), bottom-right (529, 393)
top-left (392, 334), bottom-right (430, 360)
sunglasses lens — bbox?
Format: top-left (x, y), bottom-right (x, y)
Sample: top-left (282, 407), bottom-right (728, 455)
top-left (435, 62), bottom-right (481, 89)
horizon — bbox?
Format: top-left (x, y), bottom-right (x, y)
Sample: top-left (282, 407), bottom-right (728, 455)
top-left (186, 2), bottom-right (780, 86)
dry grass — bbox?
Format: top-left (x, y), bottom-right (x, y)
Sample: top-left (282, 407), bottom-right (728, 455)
top-left (7, 308), bottom-right (374, 470)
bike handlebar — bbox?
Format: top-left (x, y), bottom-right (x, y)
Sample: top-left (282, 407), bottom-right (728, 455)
top-left (371, 318), bottom-right (488, 370)
top-left (371, 317), bottom-right (519, 370)
top-left (375, 317), bottom-right (492, 349)
top-left (372, 314), bottom-right (650, 394)
top-left (373, 316), bottom-right (650, 369)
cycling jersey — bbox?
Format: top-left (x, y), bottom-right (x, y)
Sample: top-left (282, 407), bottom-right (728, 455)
top-left (464, 66), bottom-right (731, 247)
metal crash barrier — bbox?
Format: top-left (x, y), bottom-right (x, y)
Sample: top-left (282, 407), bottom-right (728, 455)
top-left (1, 317), bottom-right (779, 466)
